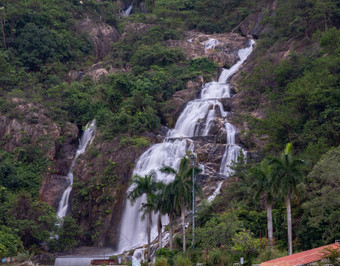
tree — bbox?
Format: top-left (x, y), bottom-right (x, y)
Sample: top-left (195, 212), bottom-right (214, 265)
top-left (251, 159), bottom-right (275, 251)
top-left (48, 216), bottom-right (80, 252)
top-left (15, 23), bottom-right (69, 70)
top-left (0, 225), bottom-right (23, 257)
top-left (160, 155), bottom-right (201, 252)
top-left (298, 146), bottom-right (340, 249)
top-left (270, 143), bottom-right (304, 255)
top-left (153, 182), bottom-right (168, 249)
top-left (128, 170), bottom-right (160, 262)
top-left (159, 181), bottom-right (178, 250)
top-left (8, 192), bottom-right (57, 248)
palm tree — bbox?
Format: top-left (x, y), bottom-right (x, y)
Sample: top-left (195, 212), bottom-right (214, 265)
top-left (153, 182), bottom-right (167, 249)
top-left (160, 155), bottom-right (201, 252)
top-left (270, 143), bottom-right (304, 255)
top-left (162, 181), bottom-right (177, 250)
top-left (251, 159), bottom-right (275, 251)
top-left (128, 170), bottom-right (160, 262)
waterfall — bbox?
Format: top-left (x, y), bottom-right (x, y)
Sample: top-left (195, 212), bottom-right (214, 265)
top-left (202, 38), bottom-right (220, 50)
top-left (117, 139), bottom-right (190, 253)
top-left (57, 120), bottom-right (96, 219)
top-left (117, 40), bottom-right (254, 254)
top-left (122, 4), bottom-right (133, 17)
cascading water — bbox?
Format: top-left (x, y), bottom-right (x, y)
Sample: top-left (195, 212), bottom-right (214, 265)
top-left (122, 4), bottom-right (133, 17)
top-left (117, 139), bottom-right (191, 253)
top-left (57, 120), bottom-right (96, 219)
top-left (117, 40), bottom-right (254, 254)
top-left (202, 38), bottom-right (220, 50)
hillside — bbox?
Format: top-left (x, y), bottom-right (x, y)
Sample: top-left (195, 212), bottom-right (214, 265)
top-left (0, 0), bottom-right (339, 265)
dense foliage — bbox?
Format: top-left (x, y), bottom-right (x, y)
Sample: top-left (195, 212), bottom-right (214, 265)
top-left (0, 0), bottom-right (339, 263)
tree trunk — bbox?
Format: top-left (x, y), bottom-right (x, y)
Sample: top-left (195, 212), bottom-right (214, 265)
top-left (266, 202), bottom-right (274, 252)
top-left (158, 212), bottom-right (162, 248)
top-left (147, 211), bottom-right (152, 262)
top-left (169, 213), bottom-right (173, 250)
top-left (181, 200), bottom-right (186, 252)
top-left (285, 196), bottom-right (293, 255)
top-left (0, 15), bottom-right (7, 49)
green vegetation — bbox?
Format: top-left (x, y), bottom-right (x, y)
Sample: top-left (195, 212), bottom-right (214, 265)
top-left (128, 170), bottom-right (161, 262)
top-left (160, 155), bottom-right (202, 252)
top-left (0, 0), bottom-right (218, 256)
top-left (0, 0), bottom-right (339, 263)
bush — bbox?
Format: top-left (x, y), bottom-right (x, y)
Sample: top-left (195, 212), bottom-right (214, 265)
top-left (155, 256), bottom-right (170, 266)
top-left (0, 226), bottom-right (23, 257)
top-left (155, 248), bottom-right (177, 265)
top-left (207, 249), bottom-right (230, 266)
top-left (131, 44), bottom-right (185, 73)
top-left (15, 23), bottom-right (70, 70)
top-left (189, 57), bottom-right (217, 73)
top-left (174, 254), bottom-right (192, 266)
top-left (48, 216), bottom-right (80, 252)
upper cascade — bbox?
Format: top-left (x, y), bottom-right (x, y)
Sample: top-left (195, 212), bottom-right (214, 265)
top-left (169, 40), bottom-right (255, 138)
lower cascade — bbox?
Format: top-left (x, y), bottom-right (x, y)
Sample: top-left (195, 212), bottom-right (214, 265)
top-left (117, 39), bottom-right (255, 254)
top-left (57, 120), bottom-right (96, 219)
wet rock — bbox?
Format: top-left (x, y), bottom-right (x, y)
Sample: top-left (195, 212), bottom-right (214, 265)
top-left (40, 174), bottom-right (70, 208)
top-left (220, 98), bottom-right (233, 112)
top-left (161, 87), bottom-right (200, 128)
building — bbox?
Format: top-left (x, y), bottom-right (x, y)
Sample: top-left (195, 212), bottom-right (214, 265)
top-left (260, 243), bottom-right (340, 266)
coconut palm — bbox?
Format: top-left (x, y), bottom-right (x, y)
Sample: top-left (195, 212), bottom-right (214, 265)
top-left (251, 159), bottom-right (275, 251)
top-left (153, 182), bottom-right (167, 249)
top-left (162, 181), bottom-right (178, 250)
top-left (270, 143), bottom-right (304, 255)
top-left (160, 155), bottom-right (201, 252)
top-left (128, 170), bottom-right (160, 262)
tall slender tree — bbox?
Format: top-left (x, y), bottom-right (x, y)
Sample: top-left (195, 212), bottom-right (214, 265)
top-left (153, 182), bottom-right (167, 249)
top-left (163, 182), bottom-right (177, 250)
top-left (160, 155), bottom-right (201, 252)
top-left (128, 170), bottom-right (159, 262)
top-left (270, 143), bottom-right (304, 255)
top-left (251, 159), bottom-right (275, 251)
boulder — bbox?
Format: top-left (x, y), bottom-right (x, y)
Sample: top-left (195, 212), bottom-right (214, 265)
top-left (75, 19), bottom-right (120, 59)
top-left (166, 31), bottom-right (248, 67)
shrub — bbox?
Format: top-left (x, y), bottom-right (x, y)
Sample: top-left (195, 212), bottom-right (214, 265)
top-left (155, 257), bottom-right (170, 266)
top-left (206, 249), bottom-right (230, 266)
top-left (131, 44), bottom-right (185, 73)
top-left (174, 254), bottom-right (192, 266)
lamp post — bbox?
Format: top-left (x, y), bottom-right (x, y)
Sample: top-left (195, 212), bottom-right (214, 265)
top-left (190, 153), bottom-right (196, 250)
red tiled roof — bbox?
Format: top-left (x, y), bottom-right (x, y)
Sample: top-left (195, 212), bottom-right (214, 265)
top-left (260, 243), bottom-right (340, 266)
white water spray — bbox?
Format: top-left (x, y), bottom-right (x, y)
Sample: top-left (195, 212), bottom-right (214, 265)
top-left (122, 4), bottom-right (133, 17)
top-left (202, 38), bottom-right (220, 50)
top-left (57, 120), bottom-right (96, 219)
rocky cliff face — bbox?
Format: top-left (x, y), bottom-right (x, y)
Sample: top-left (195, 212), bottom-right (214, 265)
top-left (166, 31), bottom-right (248, 67)
top-left (75, 19), bottom-right (120, 59)
top-left (0, 99), bottom-right (79, 208)
top-left (71, 134), bottom-right (158, 247)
